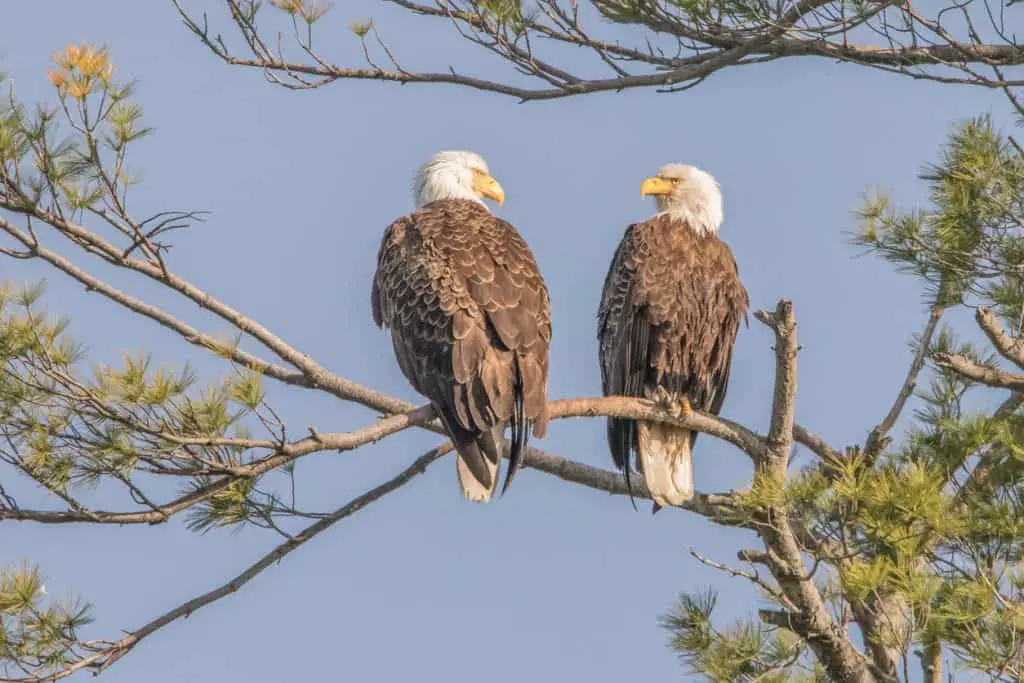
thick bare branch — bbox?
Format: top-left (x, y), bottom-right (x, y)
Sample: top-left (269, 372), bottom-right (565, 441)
top-left (748, 302), bottom-right (878, 682)
top-left (755, 300), bottom-right (798, 465)
top-left (0, 395), bottom-right (760, 524)
top-left (976, 306), bottom-right (1024, 369)
top-left (850, 593), bottom-right (907, 681)
top-left (793, 423), bottom-right (843, 463)
top-left (550, 397), bottom-right (766, 459)
top-left (933, 352), bottom-right (1024, 390)
top-left (920, 641), bottom-right (942, 683)
top-left (758, 516), bottom-right (878, 682)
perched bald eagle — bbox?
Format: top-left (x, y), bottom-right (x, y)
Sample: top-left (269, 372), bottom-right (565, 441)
top-left (597, 164), bottom-right (748, 512)
top-left (371, 151), bottom-right (552, 502)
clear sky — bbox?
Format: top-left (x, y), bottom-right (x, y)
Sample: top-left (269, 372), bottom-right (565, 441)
top-left (0, 2), bottom-right (1015, 681)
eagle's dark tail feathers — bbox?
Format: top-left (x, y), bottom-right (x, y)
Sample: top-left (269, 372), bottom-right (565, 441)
top-left (443, 354), bottom-right (534, 502)
top-left (607, 417), bottom-right (639, 512)
top-left (500, 354), bottom-right (529, 496)
top-left (625, 464), bottom-right (638, 512)
top-left (441, 412), bottom-right (502, 503)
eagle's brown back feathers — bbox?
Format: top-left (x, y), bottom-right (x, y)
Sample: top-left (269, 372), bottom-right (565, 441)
top-left (372, 199), bottom-right (551, 501)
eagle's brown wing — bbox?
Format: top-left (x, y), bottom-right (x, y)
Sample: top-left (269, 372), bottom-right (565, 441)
top-left (597, 224), bottom-right (647, 477)
top-left (372, 199), bottom-right (551, 497)
top-left (597, 215), bottom-right (748, 485)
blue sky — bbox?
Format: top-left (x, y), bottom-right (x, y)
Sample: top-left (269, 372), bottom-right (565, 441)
top-left (0, 2), bottom-right (1016, 681)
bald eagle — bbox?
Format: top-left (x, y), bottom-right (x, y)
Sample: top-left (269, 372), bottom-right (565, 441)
top-left (371, 151), bottom-right (552, 502)
top-left (597, 164), bottom-right (748, 512)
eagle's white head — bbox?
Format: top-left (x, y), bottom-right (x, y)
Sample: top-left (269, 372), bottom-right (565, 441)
top-left (640, 163), bottom-right (723, 236)
top-left (413, 150), bottom-right (506, 210)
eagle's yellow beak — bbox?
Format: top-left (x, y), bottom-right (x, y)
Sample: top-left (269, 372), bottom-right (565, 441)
top-left (640, 176), bottom-right (674, 198)
top-left (473, 173), bottom-right (505, 206)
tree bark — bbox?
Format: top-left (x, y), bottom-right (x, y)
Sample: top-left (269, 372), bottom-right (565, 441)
top-left (921, 641), bottom-right (942, 683)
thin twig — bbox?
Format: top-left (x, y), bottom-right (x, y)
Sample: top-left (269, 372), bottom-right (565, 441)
top-left (865, 306), bottom-right (943, 458)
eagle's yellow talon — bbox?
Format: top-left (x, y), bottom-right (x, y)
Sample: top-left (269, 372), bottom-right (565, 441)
top-left (679, 397), bottom-right (692, 416)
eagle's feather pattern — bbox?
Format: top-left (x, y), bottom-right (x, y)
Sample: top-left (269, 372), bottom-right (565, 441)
top-left (372, 198), bottom-right (551, 501)
top-left (597, 214), bottom-right (748, 507)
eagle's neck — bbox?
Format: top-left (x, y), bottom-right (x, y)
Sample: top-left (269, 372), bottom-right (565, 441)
top-left (414, 168), bottom-right (489, 210)
top-left (418, 198), bottom-right (491, 217)
top-left (656, 206), bottom-right (721, 236)
top-left (416, 185), bottom-right (486, 209)
top-left (655, 194), bottom-right (722, 236)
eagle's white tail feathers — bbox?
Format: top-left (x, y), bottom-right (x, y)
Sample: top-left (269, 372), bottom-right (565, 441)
top-left (637, 421), bottom-right (694, 507)
top-left (455, 426), bottom-right (505, 503)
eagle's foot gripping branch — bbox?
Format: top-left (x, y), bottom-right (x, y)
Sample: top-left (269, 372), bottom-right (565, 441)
top-left (651, 387), bottom-right (691, 418)
top-left (678, 397), bottom-right (692, 416)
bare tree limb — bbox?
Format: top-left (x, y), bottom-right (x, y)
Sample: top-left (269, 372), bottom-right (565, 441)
top-left (170, 0), bottom-right (1024, 106)
top-left (933, 352), bottom-right (1024, 390)
top-left (0, 395), bottom-right (762, 524)
top-left (690, 548), bottom-right (792, 605)
top-left (793, 424), bottom-right (844, 463)
top-left (864, 306), bottom-right (944, 458)
top-left (755, 300), bottom-right (798, 466)
top-left (749, 301), bottom-right (880, 682)
top-left (919, 640), bottom-right (943, 683)
top-left (976, 306), bottom-right (1024, 369)
top-left (850, 592), bottom-right (907, 681)
top-left (0, 217), bottom-right (313, 391)
top-left (0, 203), bottom-right (407, 414)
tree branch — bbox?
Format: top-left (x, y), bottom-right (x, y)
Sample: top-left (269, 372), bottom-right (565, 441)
top-left (171, 0), bottom-right (1024, 103)
top-left (0, 216), bottom-right (312, 391)
top-left (850, 592), bottom-right (907, 680)
top-left (864, 306), bottom-right (943, 458)
top-left (0, 203), bottom-right (408, 414)
top-left (749, 302), bottom-right (878, 682)
top-left (755, 300), bottom-right (798, 466)
top-left (933, 352), bottom-right (1024, 391)
top-left (793, 423), bottom-right (844, 463)
top-left (976, 306), bottom-right (1024, 369)
top-left (0, 395), bottom-right (761, 524)
top-left (919, 640), bottom-right (942, 683)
